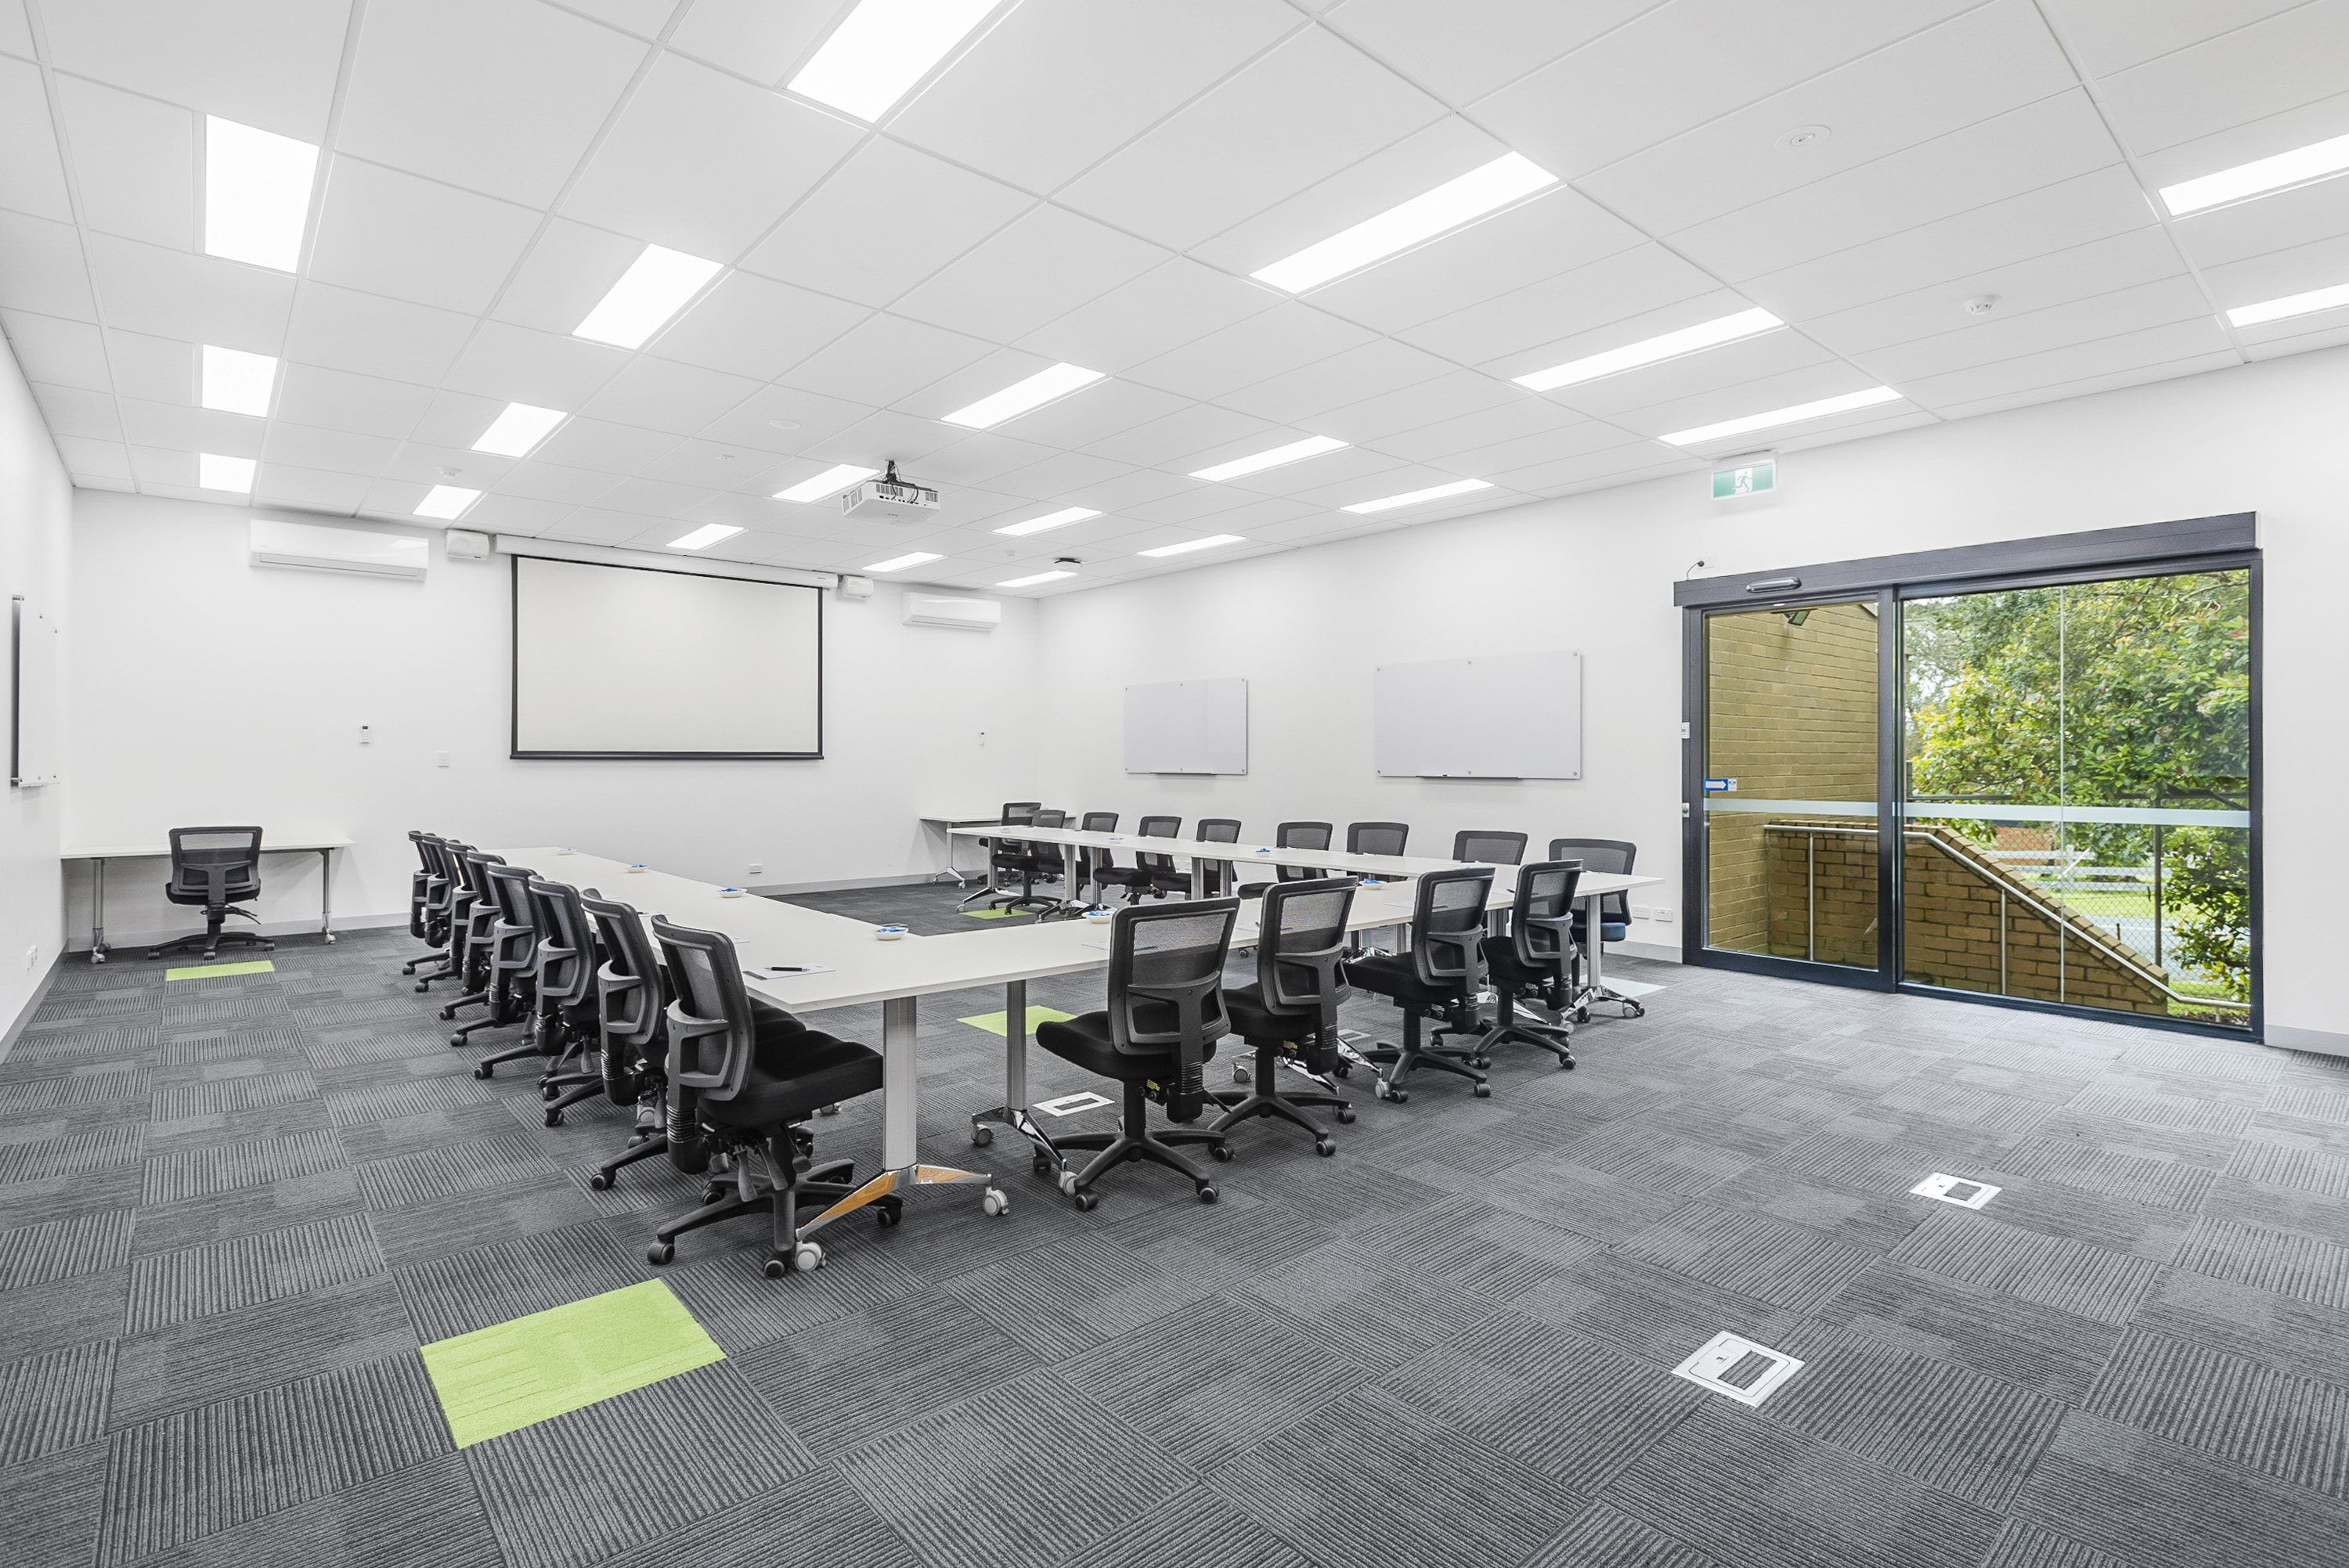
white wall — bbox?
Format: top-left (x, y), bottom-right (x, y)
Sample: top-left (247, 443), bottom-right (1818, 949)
top-left (1033, 346), bottom-right (2349, 1045)
top-left (0, 334), bottom-right (71, 1033)
top-left (65, 492), bottom-right (1041, 946)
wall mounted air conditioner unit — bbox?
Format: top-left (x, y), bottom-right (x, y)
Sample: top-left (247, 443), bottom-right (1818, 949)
top-left (249, 518), bottom-right (428, 579)
top-left (901, 592), bottom-right (1000, 632)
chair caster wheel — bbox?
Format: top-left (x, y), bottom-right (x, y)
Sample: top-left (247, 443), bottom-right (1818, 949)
top-left (702, 1184), bottom-right (728, 1205)
top-left (788, 1241), bottom-right (823, 1272)
top-left (1315, 1137), bottom-right (1336, 1156)
top-left (1034, 1154), bottom-right (1055, 1179)
top-left (414, 982), bottom-right (429, 993)
top-left (763, 1257), bottom-right (786, 1278)
top-left (1472, 1056), bottom-right (1492, 1069)
top-left (474, 1065), bottom-right (493, 1080)
top-left (1073, 1189), bottom-right (1099, 1212)
top-left (982, 1188), bottom-right (1009, 1217)
top-left (588, 1170), bottom-right (614, 1190)
top-left (1209, 1142), bottom-right (1235, 1162)
top-left (1559, 1056), bottom-right (1576, 1070)
top-left (971, 1124), bottom-right (993, 1147)
top-left (543, 1110), bottom-right (563, 1127)
top-left (1056, 1170), bottom-right (1079, 1195)
top-left (439, 1008), bottom-right (457, 1022)
top-left (646, 1242), bottom-right (673, 1265)
top-left (1575, 1007), bottom-right (1590, 1024)
top-left (1473, 1083), bottom-right (1492, 1098)
top-left (1195, 1183), bottom-right (1218, 1203)
top-left (1232, 1065), bottom-right (1251, 1083)
top-left (817, 1104), bottom-right (839, 1116)
top-left (1335, 1105), bottom-right (1357, 1124)
top-left (540, 1083), bottom-right (559, 1101)
top-left (1333, 1061), bottom-right (1352, 1078)
top-left (877, 1202), bottom-right (902, 1227)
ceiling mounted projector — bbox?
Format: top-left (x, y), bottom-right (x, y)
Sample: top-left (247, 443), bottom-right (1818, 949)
top-left (841, 460), bottom-right (938, 521)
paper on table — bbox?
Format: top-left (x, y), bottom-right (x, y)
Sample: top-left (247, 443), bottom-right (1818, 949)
top-left (743, 964), bottom-right (835, 979)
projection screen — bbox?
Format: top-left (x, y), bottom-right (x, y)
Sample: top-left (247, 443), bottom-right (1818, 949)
top-left (511, 554), bottom-right (823, 759)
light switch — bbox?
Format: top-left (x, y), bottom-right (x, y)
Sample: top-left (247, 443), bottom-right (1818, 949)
top-left (359, 723), bottom-right (372, 744)
top-left (436, 752), bottom-right (450, 768)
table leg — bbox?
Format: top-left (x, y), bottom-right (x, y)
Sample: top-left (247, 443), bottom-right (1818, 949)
top-left (969, 978), bottom-right (1054, 1158)
top-left (1574, 890), bottom-right (1647, 1020)
top-left (90, 857), bottom-right (107, 964)
top-left (958, 834), bottom-right (1003, 907)
top-left (319, 848), bottom-right (336, 943)
top-left (800, 992), bottom-right (1007, 1237)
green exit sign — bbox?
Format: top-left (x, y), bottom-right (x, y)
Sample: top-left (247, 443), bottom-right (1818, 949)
top-left (1712, 452), bottom-right (1777, 499)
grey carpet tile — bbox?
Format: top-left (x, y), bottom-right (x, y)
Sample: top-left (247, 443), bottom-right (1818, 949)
top-left (2228, 1135), bottom-right (2349, 1199)
top-left (2134, 1267), bottom-right (2349, 1390)
top-left (1759, 1336), bottom-right (2066, 1510)
top-left (1953, 1180), bottom-right (2193, 1264)
top-left (1766, 1127), bottom-right (2007, 1198)
top-left (2, 1439), bottom-right (109, 1568)
top-left (0, 1067), bottom-right (153, 1113)
top-left (2021, 1112), bottom-right (2243, 1171)
top-left (466, 1362), bottom-right (810, 1568)
top-left (106, 1274), bottom-right (420, 1429)
top-left (336, 1100), bottom-right (527, 1166)
top-left (0, 1268), bottom-right (132, 1364)
top-left (1615, 1203), bottom-right (1881, 1313)
top-left (1945, 1037), bottom-right (2122, 1079)
top-left (303, 1029), bottom-right (471, 1069)
top-left (158, 997), bottom-right (295, 1030)
top-left (1378, 1311), bottom-right (1700, 1492)
top-left (146, 1099), bottom-right (337, 1156)
top-left (1889, 1212), bottom-right (2160, 1325)
top-left (1055, 1293), bottom-right (1364, 1469)
top-left (2012, 1411), bottom-right (2349, 1568)
top-left (2068, 1086), bottom-right (2257, 1134)
top-left (1813, 1260), bottom-right (2123, 1404)
top-left (2121, 1039), bottom-right (2281, 1085)
top-left (124, 1213), bottom-right (383, 1335)
top-left (1525, 1503), bottom-right (1730, 1568)
top-left (395, 1220), bottom-right (641, 1343)
top-left (128, 1168), bottom-right (367, 1257)
top-left (1236, 1237), bottom-right (1503, 1359)
top-left (1343, 1193), bottom-right (1606, 1301)
top-left (141, 1128), bottom-right (348, 1205)
top-left (96, 1353), bottom-right (448, 1566)
top-left (1555, 1124), bottom-right (1758, 1196)
top-left (596, 1463), bottom-right (921, 1568)
top-left (1485, 1152), bottom-right (1722, 1243)
top-left (1899, 1056), bottom-right (2095, 1106)
top-left (2267, 1084), bottom-right (2349, 1126)
top-left (1101, 1199), bottom-right (1337, 1294)
top-left (355, 1129), bottom-right (556, 1209)
top-left (1603, 1405), bottom-right (2004, 1568)
top-left (2250, 1108), bottom-right (2349, 1159)
top-left (1704, 1169), bottom-right (1931, 1254)
top-left (289, 998), bottom-right (431, 1029)
top-left (841, 1371), bottom-right (1193, 1568)
top-left (1046, 1485), bottom-right (1314, 1568)
top-left (371, 1171), bottom-right (603, 1268)
top-left (2172, 1217), bottom-right (2349, 1311)
top-left (0, 1339), bottom-right (114, 1465)
top-left (321, 1072), bottom-right (497, 1126)
top-left (2085, 1328), bottom-right (2349, 1498)
top-left (1205, 1383), bottom-right (1586, 1568)
top-left (735, 1291), bottom-right (1041, 1453)
top-left (154, 1028), bottom-right (310, 1065)
top-left (662, 1245), bottom-right (929, 1355)
top-left (5, 1024), bottom-right (158, 1063)
top-left (0, 1209), bottom-right (134, 1291)
top-left (148, 1071), bottom-right (317, 1122)
top-left (1979, 1520), bottom-right (2140, 1568)
top-left (0, 1122), bottom-right (146, 1186)
top-left (116, 1451), bottom-right (503, 1568)
top-left (1624, 1092), bottom-right (1867, 1159)
top-left (0, 1162), bottom-right (143, 1233)
top-left (1993, 1136), bottom-right (2219, 1211)
top-left (2192, 1173), bottom-right (2349, 1249)
top-left (944, 1230), bottom-right (1219, 1359)
top-left (1872, 1080), bottom-right (2050, 1133)
top-left (1511, 1252), bottom-right (1808, 1373)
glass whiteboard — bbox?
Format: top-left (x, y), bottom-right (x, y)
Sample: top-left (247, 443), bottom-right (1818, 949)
top-left (1373, 650), bottom-right (1582, 779)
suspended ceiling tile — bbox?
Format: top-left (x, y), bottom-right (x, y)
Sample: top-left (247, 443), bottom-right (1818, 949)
top-left (439, 318), bottom-right (631, 409)
top-left (272, 362), bottom-right (436, 441)
top-left (41, 0), bottom-right (352, 142)
top-left (1322, 0), bottom-right (1662, 107)
top-left (0, 209), bottom-right (98, 321)
top-left (2093, 2), bottom-right (2349, 158)
top-left (0, 56), bottom-right (71, 224)
top-left (578, 355), bottom-right (764, 436)
top-left (1122, 299), bottom-right (1377, 402)
top-left (283, 280), bottom-right (478, 387)
top-left (644, 271), bottom-right (868, 384)
top-left (890, 204), bottom-right (1169, 348)
top-left (1854, 274), bottom-right (2217, 383)
top-left (1017, 258), bottom-right (1281, 378)
top-left (85, 232), bottom-right (295, 351)
top-left (308, 156), bottom-right (542, 315)
top-left (1, 308), bottom-right (110, 392)
top-left (1402, 242), bottom-right (1719, 371)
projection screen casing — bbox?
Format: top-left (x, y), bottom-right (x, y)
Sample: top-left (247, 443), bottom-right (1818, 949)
top-left (511, 555), bottom-right (824, 759)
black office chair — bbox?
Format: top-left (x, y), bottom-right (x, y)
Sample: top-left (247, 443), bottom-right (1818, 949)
top-left (1063, 811), bottom-right (1119, 909)
top-left (647, 917), bottom-right (894, 1275)
top-left (1032, 898), bottom-right (1239, 1209)
top-left (402, 831), bottom-right (436, 972)
top-left (437, 847), bottom-right (501, 1022)
top-left (1348, 820), bottom-right (1409, 858)
top-left (148, 827), bottom-right (273, 961)
top-left (581, 892), bottom-right (673, 1191)
top-left (1550, 837), bottom-right (1645, 1019)
top-left (1460, 860), bottom-right (1582, 1069)
top-left (407, 833), bottom-right (460, 986)
top-left (1001, 809), bottom-right (1069, 916)
top-left (965, 801), bottom-right (1043, 908)
top-left (460, 862), bottom-right (542, 1061)
top-left (1453, 830), bottom-right (1528, 865)
top-left (1153, 818), bottom-right (1241, 898)
top-left (1238, 820), bottom-right (1333, 900)
top-left (1343, 864), bottom-right (1496, 1101)
top-left (527, 878), bottom-right (607, 1126)
top-left (1212, 878), bottom-right (1356, 1155)
top-left (1092, 814), bottom-right (1179, 903)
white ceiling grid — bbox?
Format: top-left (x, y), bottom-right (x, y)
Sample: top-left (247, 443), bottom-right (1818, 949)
top-left (1, 0), bottom-right (2345, 594)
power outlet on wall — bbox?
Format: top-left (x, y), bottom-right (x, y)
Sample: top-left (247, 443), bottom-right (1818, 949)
top-left (24, 945), bottom-right (37, 970)
top-left (1633, 904), bottom-right (1654, 921)
top-left (1654, 907), bottom-right (1674, 923)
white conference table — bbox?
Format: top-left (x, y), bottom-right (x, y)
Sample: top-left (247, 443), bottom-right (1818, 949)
top-left (65, 836), bottom-right (354, 963)
top-left (916, 811), bottom-right (1006, 885)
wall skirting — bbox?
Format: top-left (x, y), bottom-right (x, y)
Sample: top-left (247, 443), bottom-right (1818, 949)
top-left (0, 951), bottom-right (65, 1063)
top-left (2266, 1023), bottom-right (2349, 1059)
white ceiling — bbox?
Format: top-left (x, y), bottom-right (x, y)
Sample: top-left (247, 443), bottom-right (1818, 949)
top-left (3, 0), bottom-right (2347, 595)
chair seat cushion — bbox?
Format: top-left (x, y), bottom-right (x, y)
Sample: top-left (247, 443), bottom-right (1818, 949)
top-left (698, 1008), bottom-right (883, 1129)
top-left (1344, 950), bottom-right (1461, 1007)
top-left (1225, 981), bottom-right (1310, 1044)
top-left (1036, 1011), bottom-right (1218, 1081)
top-left (1481, 937), bottom-right (1567, 989)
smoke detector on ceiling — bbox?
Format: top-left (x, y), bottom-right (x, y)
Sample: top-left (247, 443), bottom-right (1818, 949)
top-left (1777, 124), bottom-right (1832, 151)
top-left (1962, 294), bottom-right (1999, 316)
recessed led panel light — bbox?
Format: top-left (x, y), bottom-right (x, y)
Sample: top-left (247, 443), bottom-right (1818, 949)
top-left (998, 569), bottom-right (1075, 587)
top-left (1190, 435), bottom-right (1348, 483)
top-left (2226, 279), bottom-right (2349, 326)
top-left (1254, 152), bottom-right (1558, 294)
top-left (669, 523), bottom-right (745, 550)
top-left (413, 485), bottom-right (482, 520)
top-left (1341, 478), bottom-right (1492, 514)
top-left (1516, 308), bottom-right (1784, 391)
top-left (789, 0), bottom-right (999, 122)
top-left (1660, 386), bottom-right (1902, 446)
top-left (942, 362), bottom-right (1105, 429)
top-left (864, 550), bottom-right (943, 572)
top-left (472, 402), bottom-right (568, 457)
top-left (200, 344), bottom-right (277, 416)
top-left (204, 116), bottom-right (318, 272)
top-left (2161, 131), bottom-right (2349, 215)
top-left (575, 245), bottom-right (723, 349)
top-left (1140, 534), bottom-right (1244, 558)
top-left (774, 463), bottom-right (879, 503)
top-left (197, 452), bottom-right (254, 493)
top-left (994, 506), bottom-right (1099, 536)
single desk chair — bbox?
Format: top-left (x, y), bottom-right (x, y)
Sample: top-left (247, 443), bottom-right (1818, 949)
top-left (994, 808), bottom-right (1066, 917)
top-left (407, 833), bottom-right (460, 985)
top-left (965, 801), bottom-right (1043, 908)
top-left (580, 892), bottom-right (673, 1192)
top-left (1092, 814), bottom-right (1179, 903)
top-left (526, 877), bottom-right (607, 1126)
top-left (1459, 860), bottom-right (1582, 1069)
top-left (1348, 820), bottom-right (1410, 858)
top-left (1153, 817), bottom-right (1241, 899)
top-left (1032, 899), bottom-right (1239, 1209)
top-left (1452, 829), bottom-right (1528, 865)
top-left (1343, 864), bottom-right (1497, 1101)
top-left (1066, 811), bottom-right (1119, 909)
top-left (1238, 820), bottom-right (1333, 900)
top-left (1211, 877), bottom-right (1356, 1154)
top-left (148, 827), bottom-right (272, 962)
top-left (647, 916), bottom-right (893, 1276)
top-left (460, 862), bottom-right (542, 1060)
top-left (437, 848), bottom-right (502, 1020)
top-left (1550, 837), bottom-right (1645, 1019)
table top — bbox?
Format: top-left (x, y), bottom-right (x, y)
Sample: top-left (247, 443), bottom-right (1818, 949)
top-left (66, 837), bottom-right (355, 859)
top-left (949, 820), bottom-right (1659, 889)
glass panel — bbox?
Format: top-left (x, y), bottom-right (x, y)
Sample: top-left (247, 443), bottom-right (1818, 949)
top-left (1703, 601), bottom-right (1880, 968)
top-left (1903, 569), bottom-right (2251, 1029)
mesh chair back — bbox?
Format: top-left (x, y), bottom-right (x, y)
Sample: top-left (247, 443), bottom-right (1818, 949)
top-left (1192, 818), bottom-right (1241, 895)
top-left (485, 862), bottom-right (541, 977)
top-left (1550, 838), bottom-right (1635, 924)
top-left (582, 893), bottom-right (664, 1049)
top-left (1348, 820), bottom-right (1409, 858)
top-left (167, 827), bottom-right (263, 905)
top-left (649, 917), bottom-right (763, 1102)
top-left (1030, 809), bottom-right (1067, 878)
top-left (994, 802), bottom-right (1040, 867)
top-left (1411, 865), bottom-right (1494, 991)
top-left (1454, 830), bottom-right (1528, 865)
top-left (1081, 812), bottom-right (1117, 831)
top-left (415, 833), bottom-right (456, 935)
top-left (1134, 814), bottom-right (1181, 875)
top-left (1509, 860), bottom-right (1582, 971)
top-left (407, 831), bottom-right (435, 937)
top-left (526, 878), bottom-right (596, 1007)
top-left (1257, 879), bottom-right (1355, 1065)
top-left (1107, 898), bottom-right (1237, 1120)
top-left (1075, 811), bottom-right (1118, 881)
top-left (1273, 820), bottom-right (1333, 884)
